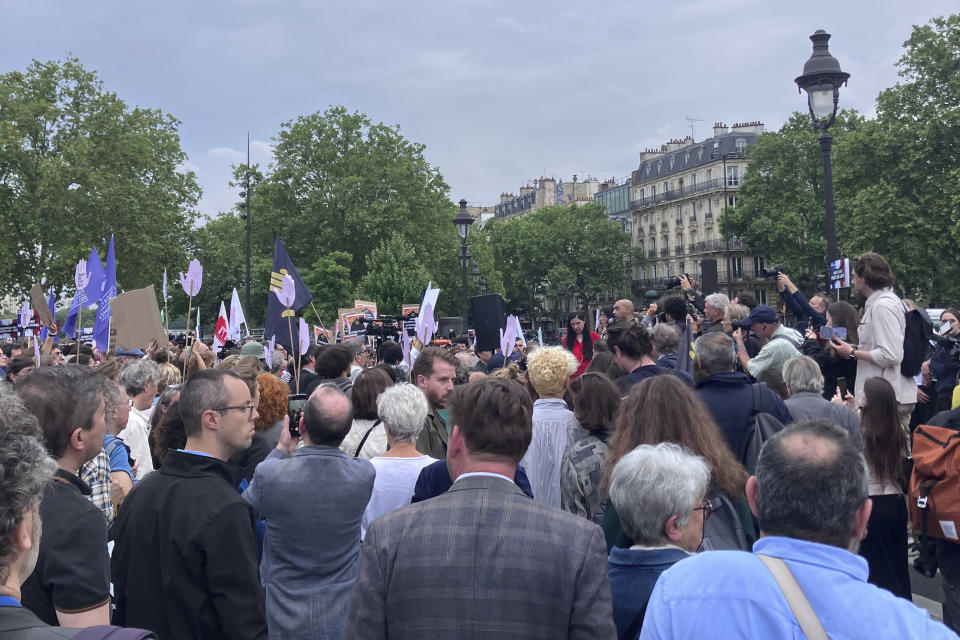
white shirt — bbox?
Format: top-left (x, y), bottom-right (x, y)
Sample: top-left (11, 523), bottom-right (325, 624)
top-left (519, 398), bottom-right (588, 509)
top-left (361, 454), bottom-right (437, 539)
top-left (118, 404), bottom-right (154, 480)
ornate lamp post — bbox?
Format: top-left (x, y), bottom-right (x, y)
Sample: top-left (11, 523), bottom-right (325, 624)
top-left (453, 199), bottom-right (475, 334)
top-left (795, 30), bottom-right (849, 267)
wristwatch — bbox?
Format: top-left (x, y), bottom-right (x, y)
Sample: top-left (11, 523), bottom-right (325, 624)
top-left (848, 348), bottom-right (857, 360)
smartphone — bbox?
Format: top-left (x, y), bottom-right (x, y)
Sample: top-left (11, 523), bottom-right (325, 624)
top-left (820, 326), bottom-right (848, 341)
top-left (837, 377), bottom-right (848, 398)
top-left (287, 393), bottom-right (307, 438)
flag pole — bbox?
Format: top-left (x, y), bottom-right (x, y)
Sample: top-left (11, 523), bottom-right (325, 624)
top-left (309, 302), bottom-right (329, 335)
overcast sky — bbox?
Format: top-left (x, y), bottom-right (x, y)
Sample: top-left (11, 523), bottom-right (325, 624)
top-left (1, 0), bottom-right (953, 218)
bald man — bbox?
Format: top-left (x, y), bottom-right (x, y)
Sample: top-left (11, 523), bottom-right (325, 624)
top-left (612, 299), bottom-right (635, 324)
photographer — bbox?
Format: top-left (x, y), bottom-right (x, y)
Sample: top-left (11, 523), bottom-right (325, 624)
top-left (775, 271), bottom-right (829, 332)
top-left (924, 308), bottom-right (960, 412)
top-left (679, 274), bottom-right (706, 314)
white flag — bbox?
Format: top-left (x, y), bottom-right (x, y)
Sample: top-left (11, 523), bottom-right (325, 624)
top-left (229, 288), bottom-right (247, 341)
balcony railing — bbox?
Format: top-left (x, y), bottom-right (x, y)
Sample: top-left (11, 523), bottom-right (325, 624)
top-left (660, 248), bottom-right (670, 256)
top-left (674, 246), bottom-right (685, 255)
top-left (630, 178), bottom-right (725, 209)
top-left (647, 250), bottom-right (656, 258)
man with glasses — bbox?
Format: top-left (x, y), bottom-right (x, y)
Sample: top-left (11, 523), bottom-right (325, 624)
top-left (111, 369), bottom-right (268, 640)
top-left (640, 421), bottom-right (954, 639)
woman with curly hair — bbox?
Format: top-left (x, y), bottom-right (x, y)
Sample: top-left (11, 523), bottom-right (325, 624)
top-left (255, 372), bottom-right (289, 450)
top-left (519, 346), bottom-right (586, 508)
top-left (602, 374), bottom-right (754, 552)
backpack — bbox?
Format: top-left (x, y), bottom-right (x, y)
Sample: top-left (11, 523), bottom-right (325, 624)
top-left (909, 424), bottom-right (960, 546)
top-left (699, 490), bottom-right (749, 551)
top-left (73, 627), bottom-right (156, 640)
top-left (902, 305), bottom-right (933, 377)
top-left (739, 383), bottom-right (787, 475)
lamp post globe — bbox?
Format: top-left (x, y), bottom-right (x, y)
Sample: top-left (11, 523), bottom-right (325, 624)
top-left (453, 199), bottom-right (474, 333)
top-left (796, 29), bottom-right (849, 267)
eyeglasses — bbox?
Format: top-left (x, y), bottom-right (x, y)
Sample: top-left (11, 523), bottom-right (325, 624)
top-left (210, 403), bottom-right (256, 419)
top-left (693, 498), bottom-right (713, 521)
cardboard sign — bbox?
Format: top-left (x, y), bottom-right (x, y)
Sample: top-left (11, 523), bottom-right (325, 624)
top-left (111, 285), bottom-right (167, 350)
top-left (30, 284), bottom-right (55, 329)
top-left (354, 300), bottom-right (377, 319)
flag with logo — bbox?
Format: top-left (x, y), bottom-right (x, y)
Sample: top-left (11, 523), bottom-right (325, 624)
top-left (93, 235), bottom-right (116, 352)
top-left (229, 288), bottom-right (247, 341)
top-left (264, 234), bottom-right (313, 352)
top-left (62, 247), bottom-right (105, 338)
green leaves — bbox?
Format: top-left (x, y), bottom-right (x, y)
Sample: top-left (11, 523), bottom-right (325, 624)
top-left (0, 57), bottom-right (199, 299)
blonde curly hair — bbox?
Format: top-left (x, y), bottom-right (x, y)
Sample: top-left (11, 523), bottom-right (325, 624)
top-left (526, 346), bottom-right (578, 397)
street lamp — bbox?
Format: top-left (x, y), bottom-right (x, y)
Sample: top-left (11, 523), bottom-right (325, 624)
top-left (239, 134), bottom-right (253, 316)
top-left (453, 199), bottom-right (475, 334)
top-left (712, 145), bottom-right (735, 297)
top-left (471, 265), bottom-right (481, 285)
top-left (795, 29), bottom-right (849, 267)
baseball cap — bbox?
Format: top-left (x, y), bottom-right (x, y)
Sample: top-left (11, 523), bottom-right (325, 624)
top-left (739, 305), bottom-right (778, 328)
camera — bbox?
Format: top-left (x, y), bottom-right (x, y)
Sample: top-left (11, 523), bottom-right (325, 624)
top-left (665, 274), bottom-right (691, 289)
top-left (730, 319), bottom-right (741, 331)
top-left (759, 264), bottom-right (784, 278)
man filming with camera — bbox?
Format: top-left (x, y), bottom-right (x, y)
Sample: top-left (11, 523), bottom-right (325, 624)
top-left (774, 270), bottom-right (830, 332)
top-left (733, 305), bottom-right (803, 380)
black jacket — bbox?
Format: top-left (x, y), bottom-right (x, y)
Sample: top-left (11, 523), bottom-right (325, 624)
top-left (110, 451), bottom-right (267, 640)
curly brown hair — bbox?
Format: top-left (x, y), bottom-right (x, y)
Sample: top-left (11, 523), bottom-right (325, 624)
top-left (604, 374), bottom-right (748, 499)
top-left (255, 373), bottom-right (289, 430)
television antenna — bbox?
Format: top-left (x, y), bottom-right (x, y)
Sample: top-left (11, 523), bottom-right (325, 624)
top-left (685, 116), bottom-right (704, 140)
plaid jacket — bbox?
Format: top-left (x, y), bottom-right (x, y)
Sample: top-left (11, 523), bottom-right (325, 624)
top-left (347, 474), bottom-right (616, 639)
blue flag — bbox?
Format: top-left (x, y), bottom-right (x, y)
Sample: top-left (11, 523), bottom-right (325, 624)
top-left (264, 234), bottom-right (313, 352)
top-left (41, 288), bottom-right (57, 343)
top-left (675, 318), bottom-right (695, 375)
top-left (93, 236), bottom-right (115, 352)
top-left (62, 247), bottom-right (106, 338)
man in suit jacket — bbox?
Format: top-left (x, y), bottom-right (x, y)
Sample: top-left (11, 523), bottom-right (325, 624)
top-left (244, 384), bottom-right (375, 640)
top-left (348, 377), bottom-right (616, 639)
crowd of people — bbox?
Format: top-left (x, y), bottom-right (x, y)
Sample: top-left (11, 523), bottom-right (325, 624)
top-left (0, 250), bottom-right (958, 638)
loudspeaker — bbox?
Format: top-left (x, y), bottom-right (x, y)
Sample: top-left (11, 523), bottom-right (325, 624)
top-left (471, 294), bottom-right (505, 350)
top-left (701, 259), bottom-right (719, 294)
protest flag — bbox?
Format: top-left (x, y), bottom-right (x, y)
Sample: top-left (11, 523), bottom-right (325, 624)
top-left (675, 318), bottom-right (695, 375)
top-left (93, 235), bottom-right (115, 352)
top-left (264, 233), bottom-right (312, 352)
top-left (229, 288), bottom-right (247, 341)
top-left (214, 301), bottom-right (229, 353)
top-left (62, 247), bottom-right (105, 338)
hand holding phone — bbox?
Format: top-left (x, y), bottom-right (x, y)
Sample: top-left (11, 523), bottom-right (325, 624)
top-left (288, 394), bottom-right (307, 440)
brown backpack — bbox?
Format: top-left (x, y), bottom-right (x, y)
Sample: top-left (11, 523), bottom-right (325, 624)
top-left (909, 424), bottom-right (960, 543)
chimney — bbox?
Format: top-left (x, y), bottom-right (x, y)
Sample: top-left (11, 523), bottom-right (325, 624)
top-left (713, 122), bottom-right (728, 137)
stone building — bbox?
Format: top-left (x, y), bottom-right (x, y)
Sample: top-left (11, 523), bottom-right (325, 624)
top-left (494, 175), bottom-right (599, 219)
top-left (629, 122), bottom-right (778, 305)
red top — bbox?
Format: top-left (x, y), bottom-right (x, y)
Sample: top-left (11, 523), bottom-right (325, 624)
top-left (566, 332), bottom-right (601, 379)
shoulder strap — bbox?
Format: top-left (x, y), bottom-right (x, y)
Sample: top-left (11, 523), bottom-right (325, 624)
top-left (354, 419), bottom-right (382, 459)
top-left (750, 382), bottom-right (768, 416)
top-left (757, 554), bottom-right (828, 640)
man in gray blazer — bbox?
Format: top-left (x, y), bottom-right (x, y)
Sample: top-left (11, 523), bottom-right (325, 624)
top-left (348, 378), bottom-right (616, 639)
top-left (782, 355), bottom-right (863, 450)
top-left (244, 384), bottom-right (375, 640)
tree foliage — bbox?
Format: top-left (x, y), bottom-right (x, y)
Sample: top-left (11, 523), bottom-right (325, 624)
top-left (246, 106), bottom-right (460, 317)
top-left (724, 15), bottom-right (960, 304)
top-left (0, 58), bottom-right (200, 297)
top-left (303, 251), bottom-right (354, 322)
top-left (355, 236), bottom-right (431, 315)
top-left (475, 203), bottom-right (637, 323)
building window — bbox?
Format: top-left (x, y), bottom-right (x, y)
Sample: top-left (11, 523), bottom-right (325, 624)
top-left (736, 138), bottom-right (746, 155)
top-left (651, 185), bottom-right (656, 197)
top-left (679, 261), bottom-right (685, 275)
top-left (726, 165), bottom-right (740, 187)
top-left (706, 198), bottom-right (712, 214)
top-left (755, 289), bottom-right (768, 305)
top-left (691, 172), bottom-right (697, 186)
top-left (728, 195), bottom-right (738, 208)
top-left (731, 256), bottom-right (743, 279)
top-left (753, 256), bottom-right (765, 276)
top-left (707, 168), bottom-right (713, 181)
top-left (652, 264), bottom-right (657, 279)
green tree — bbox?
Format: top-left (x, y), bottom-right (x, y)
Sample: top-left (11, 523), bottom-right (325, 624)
top-left (355, 236), bottom-right (431, 315)
top-left (478, 203), bottom-right (636, 323)
top-left (721, 111), bottom-right (863, 277)
top-left (0, 58), bottom-right (200, 297)
top-left (303, 251), bottom-right (354, 323)
top-left (249, 106), bottom-right (460, 314)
